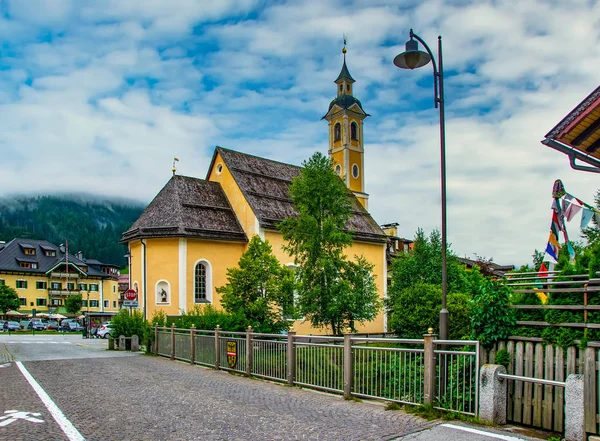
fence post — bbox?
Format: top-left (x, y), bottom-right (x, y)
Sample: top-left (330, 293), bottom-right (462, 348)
top-left (287, 329), bottom-right (296, 386)
top-left (478, 364), bottom-right (507, 424)
top-left (246, 326), bottom-right (253, 376)
top-left (170, 323), bottom-right (175, 360)
top-left (119, 335), bottom-right (126, 351)
top-left (584, 347), bottom-right (597, 433)
top-left (154, 326), bottom-right (158, 355)
top-left (215, 325), bottom-right (221, 370)
top-left (343, 328), bottom-right (354, 399)
top-left (190, 325), bottom-right (196, 365)
top-left (423, 332), bottom-right (437, 404)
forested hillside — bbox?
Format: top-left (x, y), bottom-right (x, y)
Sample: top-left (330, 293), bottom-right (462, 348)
top-left (0, 195), bottom-right (144, 267)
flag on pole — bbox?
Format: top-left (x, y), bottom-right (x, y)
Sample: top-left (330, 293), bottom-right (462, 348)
top-left (545, 231), bottom-right (560, 263)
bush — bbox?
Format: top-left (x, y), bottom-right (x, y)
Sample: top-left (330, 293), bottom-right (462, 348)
top-left (173, 304), bottom-right (246, 331)
top-left (387, 282), bottom-right (471, 339)
top-left (495, 348), bottom-right (510, 368)
top-left (110, 310), bottom-right (151, 344)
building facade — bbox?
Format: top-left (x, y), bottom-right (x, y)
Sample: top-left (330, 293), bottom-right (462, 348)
top-left (121, 54), bottom-right (390, 334)
top-left (0, 238), bottom-right (121, 318)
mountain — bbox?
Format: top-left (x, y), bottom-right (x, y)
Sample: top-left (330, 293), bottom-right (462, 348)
top-left (0, 195), bottom-right (145, 267)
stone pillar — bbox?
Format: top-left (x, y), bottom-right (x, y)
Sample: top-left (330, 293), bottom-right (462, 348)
top-left (131, 335), bottom-right (139, 352)
top-left (214, 325), bottom-right (221, 370)
top-left (423, 333), bottom-right (437, 404)
top-left (246, 326), bottom-right (253, 376)
top-left (154, 326), bottom-right (158, 355)
top-left (118, 335), bottom-right (126, 351)
top-left (565, 374), bottom-right (584, 441)
top-left (190, 325), bottom-right (196, 365)
top-left (170, 324), bottom-right (175, 360)
top-left (108, 337), bottom-right (115, 350)
top-left (287, 330), bottom-right (296, 386)
top-left (479, 364), bottom-right (507, 425)
top-left (343, 329), bottom-right (353, 399)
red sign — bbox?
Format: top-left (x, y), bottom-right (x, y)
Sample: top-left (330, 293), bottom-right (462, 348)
top-left (124, 289), bottom-right (137, 301)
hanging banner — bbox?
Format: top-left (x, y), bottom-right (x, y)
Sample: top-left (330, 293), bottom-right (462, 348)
top-left (581, 208), bottom-right (594, 229)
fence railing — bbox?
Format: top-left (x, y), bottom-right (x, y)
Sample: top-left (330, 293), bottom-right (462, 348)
top-left (154, 326), bottom-right (479, 415)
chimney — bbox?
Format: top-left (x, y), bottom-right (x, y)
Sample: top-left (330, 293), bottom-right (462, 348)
top-left (76, 251), bottom-right (83, 260)
top-left (59, 244), bottom-right (66, 253)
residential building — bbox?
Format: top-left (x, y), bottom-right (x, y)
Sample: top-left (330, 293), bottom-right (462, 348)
top-left (0, 238), bottom-right (121, 319)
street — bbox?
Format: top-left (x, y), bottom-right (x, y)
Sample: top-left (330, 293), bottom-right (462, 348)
top-left (0, 334), bottom-right (546, 441)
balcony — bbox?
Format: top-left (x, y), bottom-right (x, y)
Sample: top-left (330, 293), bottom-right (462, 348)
top-left (48, 289), bottom-right (82, 296)
top-left (49, 272), bottom-right (80, 279)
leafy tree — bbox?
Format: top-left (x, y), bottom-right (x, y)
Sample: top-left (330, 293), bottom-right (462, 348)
top-left (470, 278), bottom-right (515, 348)
top-left (0, 285), bottom-right (20, 315)
top-left (279, 152), bottom-right (381, 335)
top-left (387, 282), bottom-right (471, 339)
top-left (64, 294), bottom-right (82, 316)
top-left (217, 236), bottom-right (295, 334)
top-left (110, 309), bottom-right (150, 341)
top-left (174, 305), bottom-right (246, 331)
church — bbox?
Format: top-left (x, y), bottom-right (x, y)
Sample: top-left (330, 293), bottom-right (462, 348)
top-left (121, 51), bottom-right (390, 334)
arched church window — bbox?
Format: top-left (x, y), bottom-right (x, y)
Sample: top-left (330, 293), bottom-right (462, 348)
top-left (351, 122), bottom-right (358, 141)
top-left (346, 84), bottom-right (350, 92)
top-left (334, 123), bottom-right (341, 141)
top-left (352, 164), bottom-right (359, 179)
top-left (335, 164), bottom-right (342, 176)
top-left (339, 84), bottom-right (343, 93)
top-left (194, 261), bottom-right (210, 303)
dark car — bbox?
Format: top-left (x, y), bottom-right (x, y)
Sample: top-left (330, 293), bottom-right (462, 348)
top-left (61, 321), bottom-right (83, 332)
top-left (4, 321), bottom-right (21, 331)
top-left (27, 319), bottom-right (46, 331)
top-left (46, 320), bottom-right (59, 330)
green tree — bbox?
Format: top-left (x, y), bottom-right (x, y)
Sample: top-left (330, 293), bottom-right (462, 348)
top-left (110, 309), bottom-right (150, 340)
top-left (0, 285), bottom-right (20, 315)
top-left (64, 294), bottom-right (82, 316)
top-left (279, 152), bottom-right (381, 335)
top-left (470, 278), bottom-right (515, 348)
top-left (217, 236), bottom-right (295, 334)
top-left (387, 282), bottom-right (471, 339)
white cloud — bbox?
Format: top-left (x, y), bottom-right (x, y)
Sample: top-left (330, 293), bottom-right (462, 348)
top-left (0, 0), bottom-right (599, 267)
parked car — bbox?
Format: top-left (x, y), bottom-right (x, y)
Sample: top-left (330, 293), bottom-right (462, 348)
top-left (19, 320), bottom-right (30, 329)
top-left (63, 321), bottom-right (84, 332)
top-left (3, 321), bottom-right (21, 331)
top-left (27, 319), bottom-right (46, 331)
top-left (97, 322), bottom-right (112, 339)
top-left (59, 319), bottom-right (80, 331)
top-left (0, 320), bottom-right (5, 331)
top-left (46, 320), bottom-right (59, 330)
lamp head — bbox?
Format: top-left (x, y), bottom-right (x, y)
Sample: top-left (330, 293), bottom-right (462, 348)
top-left (393, 38), bottom-right (431, 70)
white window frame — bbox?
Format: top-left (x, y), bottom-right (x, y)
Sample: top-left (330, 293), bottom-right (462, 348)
top-left (193, 259), bottom-right (212, 304)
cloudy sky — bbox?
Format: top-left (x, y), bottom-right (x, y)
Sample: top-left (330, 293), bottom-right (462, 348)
top-left (1, 0), bottom-right (599, 266)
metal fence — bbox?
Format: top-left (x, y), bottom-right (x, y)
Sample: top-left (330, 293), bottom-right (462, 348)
top-left (154, 326), bottom-right (479, 415)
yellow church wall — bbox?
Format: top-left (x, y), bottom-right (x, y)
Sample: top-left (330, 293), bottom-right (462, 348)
top-left (144, 238), bottom-right (180, 317)
top-left (207, 152), bottom-right (259, 237)
top-left (348, 149), bottom-right (363, 193)
top-left (185, 239), bottom-right (246, 312)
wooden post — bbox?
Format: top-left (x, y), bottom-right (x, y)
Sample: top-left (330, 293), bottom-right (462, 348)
top-left (513, 341), bottom-right (524, 423)
top-left (584, 347), bottom-right (597, 433)
top-left (533, 343), bottom-right (543, 427)
top-left (542, 345), bottom-right (553, 430)
top-left (190, 325), bottom-right (196, 365)
top-left (154, 326), bottom-right (158, 355)
top-left (523, 342), bottom-right (534, 425)
top-left (343, 329), bottom-right (354, 399)
top-left (287, 330), bottom-right (296, 386)
top-left (170, 323), bottom-right (175, 360)
top-left (506, 340), bottom-right (515, 422)
top-left (214, 325), bottom-right (220, 370)
top-left (554, 346), bottom-right (564, 432)
top-left (246, 326), bottom-right (253, 376)
top-left (423, 333), bottom-right (437, 405)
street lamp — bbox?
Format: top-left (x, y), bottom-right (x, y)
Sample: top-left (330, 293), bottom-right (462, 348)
top-left (394, 29), bottom-right (449, 340)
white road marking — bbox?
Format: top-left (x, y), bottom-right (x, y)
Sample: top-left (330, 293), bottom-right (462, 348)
top-left (440, 424), bottom-right (526, 441)
top-left (0, 410), bottom-right (44, 426)
top-left (15, 361), bottom-right (85, 441)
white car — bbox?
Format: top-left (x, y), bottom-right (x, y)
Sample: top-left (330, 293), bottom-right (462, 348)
top-left (97, 323), bottom-right (112, 338)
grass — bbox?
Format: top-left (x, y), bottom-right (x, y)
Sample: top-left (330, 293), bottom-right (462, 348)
top-left (388, 403), bottom-right (496, 426)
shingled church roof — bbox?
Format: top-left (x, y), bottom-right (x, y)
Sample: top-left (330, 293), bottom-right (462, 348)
top-left (120, 175), bottom-right (247, 243)
top-left (211, 147), bottom-right (387, 243)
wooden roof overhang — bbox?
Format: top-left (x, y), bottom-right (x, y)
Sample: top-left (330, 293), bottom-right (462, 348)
top-left (543, 86), bottom-right (600, 172)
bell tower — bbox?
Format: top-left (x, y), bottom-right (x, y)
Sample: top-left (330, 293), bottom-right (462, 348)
top-left (322, 41), bottom-right (369, 209)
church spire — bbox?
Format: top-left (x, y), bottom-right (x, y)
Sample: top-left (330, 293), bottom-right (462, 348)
top-left (336, 38), bottom-right (355, 84)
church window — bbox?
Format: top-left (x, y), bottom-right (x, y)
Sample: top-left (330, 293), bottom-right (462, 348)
top-left (352, 164), bottom-right (359, 179)
top-left (194, 260), bottom-right (212, 303)
top-left (351, 122), bottom-right (358, 140)
top-left (339, 84), bottom-right (343, 93)
top-left (334, 123), bottom-right (341, 141)
top-left (216, 163), bottom-right (223, 175)
top-left (346, 84), bottom-right (350, 92)
top-left (335, 164), bottom-right (342, 176)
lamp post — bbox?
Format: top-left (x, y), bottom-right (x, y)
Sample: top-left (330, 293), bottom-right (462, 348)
top-left (87, 291), bottom-right (90, 338)
top-left (394, 29), bottom-right (448, 340)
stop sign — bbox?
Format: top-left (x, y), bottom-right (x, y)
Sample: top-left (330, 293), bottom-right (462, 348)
top-left (124, 289), bottom-right (137, 301)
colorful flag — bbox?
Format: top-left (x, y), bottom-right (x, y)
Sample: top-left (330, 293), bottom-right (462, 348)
top-left (562, 194), bottom-right (572, 213)
top-left (538, 262), bottom-right (548, 279)
top-left (581, 208), bottom-right (594, 229)
top-left (545, 231), bottom-right (560, 263)
top-left (564, 202), bottom-right (582, 222)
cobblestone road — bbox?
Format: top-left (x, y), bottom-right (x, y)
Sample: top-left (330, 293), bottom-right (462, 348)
top-left (2, 353), bottom-right (432, 440)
